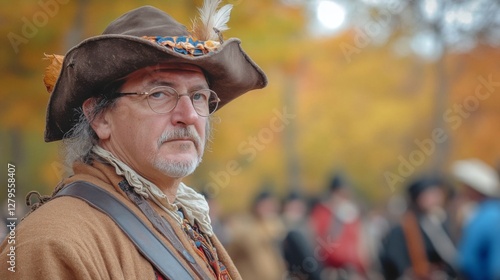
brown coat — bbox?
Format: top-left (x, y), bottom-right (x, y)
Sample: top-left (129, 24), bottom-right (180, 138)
top-left (0, 160), bottom-right (241, 280)
top-left (226, 214), bottom-right (287, 280)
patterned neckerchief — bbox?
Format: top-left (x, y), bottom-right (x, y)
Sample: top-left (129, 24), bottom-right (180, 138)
top-left (178, 209), bottom-right (232, 280)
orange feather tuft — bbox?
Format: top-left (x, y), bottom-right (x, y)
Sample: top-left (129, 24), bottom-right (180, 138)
top-left (43, 54), bottom-right (64, 93)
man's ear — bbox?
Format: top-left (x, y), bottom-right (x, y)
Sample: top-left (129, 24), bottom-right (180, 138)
top-left (82, 98), bottom-right (111, 140)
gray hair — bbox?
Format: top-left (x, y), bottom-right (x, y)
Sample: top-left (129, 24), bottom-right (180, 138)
top-left (62, 93), bottom-right (215, 166)
top-left (62, 95), bottom-right (118, 166)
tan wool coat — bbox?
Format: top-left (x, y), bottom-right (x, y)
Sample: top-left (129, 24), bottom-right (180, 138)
top-left (0, 160), bottom-right (241, 280)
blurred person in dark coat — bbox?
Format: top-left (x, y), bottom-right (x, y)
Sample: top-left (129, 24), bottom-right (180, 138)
top-left (281, 191), bottom-right (324, 280)
top-left (452, 159), bottom-right (500, 280)
top-left (379, 176), bottom-right (457, 279)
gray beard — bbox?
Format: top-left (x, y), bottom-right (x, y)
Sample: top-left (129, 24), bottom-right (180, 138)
top-left (153, 126), bottom-right (206, 178)
top-left (153, 156), bottom-right (202, 178)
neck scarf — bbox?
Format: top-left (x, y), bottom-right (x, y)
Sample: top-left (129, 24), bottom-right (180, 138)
top-left (92, 146), bottom-right (213, 236)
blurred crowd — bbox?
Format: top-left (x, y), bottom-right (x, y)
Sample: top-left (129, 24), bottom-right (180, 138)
top-left (1, 158), bottom-right (498, 279)
top-left (206, 158), bottom-right (500, 280)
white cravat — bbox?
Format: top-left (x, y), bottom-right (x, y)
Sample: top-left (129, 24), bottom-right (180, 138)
top-left (92, 146), bottom-right (213, 236)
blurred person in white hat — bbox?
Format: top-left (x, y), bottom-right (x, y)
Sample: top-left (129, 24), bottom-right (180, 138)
top-left (451, 158), bottom-right (500, 280)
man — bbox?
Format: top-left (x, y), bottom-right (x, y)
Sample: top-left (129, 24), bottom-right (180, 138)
top-left (226, 189), bottom-right (287, 280)
top-left (309, 174), bottom-right (370, 277)
top-left (452, 158), bottom-right (500, 280)
top-left (0, 2), bottom-right (266, 279)
top-left (379, 176), bottom-right (457, 279)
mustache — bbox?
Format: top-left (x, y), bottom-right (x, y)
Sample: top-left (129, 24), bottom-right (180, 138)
top-left (157, 127), bottom-right (202, 150)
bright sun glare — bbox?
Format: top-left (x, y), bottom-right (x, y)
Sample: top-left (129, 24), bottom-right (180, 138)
top-left (316, 0), bottom-right (347, 30)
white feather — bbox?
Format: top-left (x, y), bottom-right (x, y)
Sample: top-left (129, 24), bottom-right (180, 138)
top-left (192, 0), bottom-right (233, 41)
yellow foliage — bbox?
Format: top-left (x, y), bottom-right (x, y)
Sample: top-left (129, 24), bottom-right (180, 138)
top-left (1, 0), bottom-right (500, 212)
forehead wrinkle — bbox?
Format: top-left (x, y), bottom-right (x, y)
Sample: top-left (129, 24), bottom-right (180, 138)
top-left (147, 79), bottom-right (174, 88)
top-left (142, 78), bottom-right (209, 93)
top-left (124, 66), bottom-right (209, 93)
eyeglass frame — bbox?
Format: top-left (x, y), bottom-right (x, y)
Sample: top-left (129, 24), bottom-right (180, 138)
top-left (115, 86), bottom-right (221, 117)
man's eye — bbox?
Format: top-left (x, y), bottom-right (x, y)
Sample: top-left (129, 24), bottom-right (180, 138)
top-left (193, 92), bottom-right (208, 101)
top-left (150, 90), bottom-right (175, 99)
top-left (150, 91), bottom-right (166, 98)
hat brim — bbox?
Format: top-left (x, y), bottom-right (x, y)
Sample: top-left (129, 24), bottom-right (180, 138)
top-left (44, 35), bottom-right (267, 142)
top-left (451, 159), bottom-right (500, 198)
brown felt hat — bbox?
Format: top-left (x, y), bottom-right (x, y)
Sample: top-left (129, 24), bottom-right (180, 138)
top-left (44, 4), bottom-right (267, 142)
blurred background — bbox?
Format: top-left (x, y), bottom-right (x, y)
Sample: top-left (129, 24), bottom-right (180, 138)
top-left (2, 0), bottom-right (499, 213)
top-left (1, 0), bottom-right (500, 278)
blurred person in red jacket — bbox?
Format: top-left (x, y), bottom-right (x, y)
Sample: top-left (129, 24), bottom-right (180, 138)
top-left (310, 174), bottom-right (371, 278)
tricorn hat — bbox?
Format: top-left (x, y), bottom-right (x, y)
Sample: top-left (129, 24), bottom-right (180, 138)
top-left (43, 1), bottom-right (267, 142)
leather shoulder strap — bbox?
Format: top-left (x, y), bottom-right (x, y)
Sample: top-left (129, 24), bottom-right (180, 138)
top-left (54, 181), bottom-right (194, 280)
top-left (118, 181), bottom-right (211, 280)
top-left (401, 211), bottom-right (430, 278)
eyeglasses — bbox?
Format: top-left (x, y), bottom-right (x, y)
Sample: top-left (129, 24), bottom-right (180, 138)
top-left (117, 86), bottom-right (220, 117)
